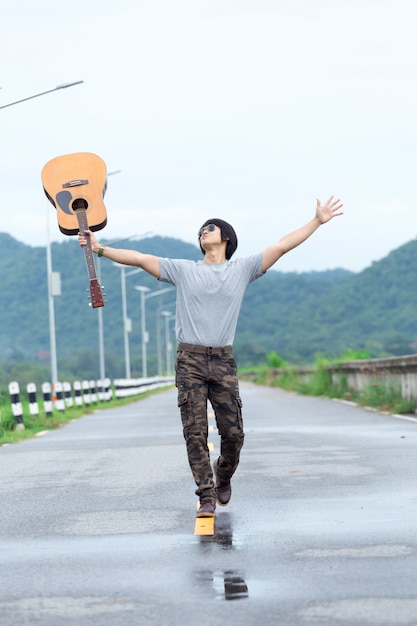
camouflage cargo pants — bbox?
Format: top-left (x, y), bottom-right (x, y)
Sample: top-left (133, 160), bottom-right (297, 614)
top-left (175, 343), bottom-right (244, 500)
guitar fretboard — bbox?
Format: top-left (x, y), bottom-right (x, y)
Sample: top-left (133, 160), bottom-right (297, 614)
top-left (76, 209), bottom-right (97, 282)
top-left (75, 208), bottom-right (104, 308)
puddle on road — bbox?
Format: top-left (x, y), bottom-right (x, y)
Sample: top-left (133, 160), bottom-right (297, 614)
top-left (221, 571), bottom-right (249, 600)
top-left (195, 569), bottom-right (249, 601)
top-left (194, 512), bottom-right (249, 600)
top-left (196, 511), bottom-right (243, 550)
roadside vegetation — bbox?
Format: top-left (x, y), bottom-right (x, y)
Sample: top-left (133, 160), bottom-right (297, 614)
top-left (239, 350), bottom-right (416, 416)
top-left (2, 348), bottom-right (416, 447)
top-left (0, 389), bottom-right (166, 446)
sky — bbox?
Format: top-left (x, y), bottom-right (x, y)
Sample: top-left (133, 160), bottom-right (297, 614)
top-left (1, 0), bottom-right (417, 273)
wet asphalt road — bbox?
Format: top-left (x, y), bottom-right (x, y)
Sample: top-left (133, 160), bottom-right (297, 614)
top-left (1, 382), bottom-right (417, 626)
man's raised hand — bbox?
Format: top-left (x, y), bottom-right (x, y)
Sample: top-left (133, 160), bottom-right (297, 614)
top-left (316, 196), bottom-right (344, 224)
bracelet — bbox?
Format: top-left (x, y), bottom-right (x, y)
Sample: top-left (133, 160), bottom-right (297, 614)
top-left (97, 246), bottom-right (105, 257)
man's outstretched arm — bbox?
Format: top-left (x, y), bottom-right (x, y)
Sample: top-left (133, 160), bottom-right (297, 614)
top-left (261, 196), bottom-right (343, 273)
top-left (78, 229), bottom-right (161, 279)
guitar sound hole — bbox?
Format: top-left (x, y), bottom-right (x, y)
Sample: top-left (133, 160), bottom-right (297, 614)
top-left (72, 198), bottom-right (88, 211)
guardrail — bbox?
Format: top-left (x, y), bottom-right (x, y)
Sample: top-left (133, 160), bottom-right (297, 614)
top-left (326, 354), bottom-right (417, 402)
top-left (7, 376), bottom-right (175, 430)
top-left (113, 376), bottom-right (175, 398)
top-left (242, 354), bottom-right (417, 406)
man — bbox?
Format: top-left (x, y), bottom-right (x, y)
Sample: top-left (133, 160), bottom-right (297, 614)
top-left (79, 196), bottom-right (343, 517)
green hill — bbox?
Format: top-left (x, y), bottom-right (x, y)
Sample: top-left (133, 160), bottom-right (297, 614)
top-left (238, 238), bottom-right (417, 364)
top-left (1, 231), bottom-right (417, 383)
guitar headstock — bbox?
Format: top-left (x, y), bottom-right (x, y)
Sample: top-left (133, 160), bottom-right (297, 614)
top-left (89, 278), bottom-right (105, 308)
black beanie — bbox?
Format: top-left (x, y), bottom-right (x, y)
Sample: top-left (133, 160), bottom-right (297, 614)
top-left (198, 218), bottom-right (238, 260)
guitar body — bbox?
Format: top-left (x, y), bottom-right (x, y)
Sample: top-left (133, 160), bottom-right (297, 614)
top-left (41, 152), bottom-right (107, 235)
top-left (41, 152), bottom-right (108, 308)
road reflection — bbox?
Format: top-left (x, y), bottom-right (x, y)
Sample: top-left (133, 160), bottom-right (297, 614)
top-left (198, 511), bottom-right (234, 549)
top-left (194, 569), bottom-right (249, 601)
top-left (222, 570), bottom-right (249, 600)
top-left (195, 512), bottom-right (249, 600)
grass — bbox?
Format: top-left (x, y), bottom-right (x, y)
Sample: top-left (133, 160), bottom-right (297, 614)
top-left (356, 381), bottom-right (415, 415)
top-left (239, 364), bottom-right (416, 416)
top-left (0, 388), bottom-right (172, 446)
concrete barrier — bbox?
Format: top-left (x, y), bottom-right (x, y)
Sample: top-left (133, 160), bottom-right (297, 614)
top-left (8, 382), bottom-right (24, 430)
top-left (326, 354), bottom-right (417, 402)
top-left (5, 377), bottom-right (174, 426)
top-left (243, 353), bottom-right (417, 408)
top-left (42, 382), bottom-right (53, 417)
top-left (27, 383), bottom-right (39, 416)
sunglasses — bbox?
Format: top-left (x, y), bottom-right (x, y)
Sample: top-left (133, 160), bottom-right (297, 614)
top-left (198, 224), bottom-right (217, 238)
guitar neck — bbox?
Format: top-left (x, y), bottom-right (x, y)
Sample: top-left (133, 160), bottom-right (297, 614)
top-left (76, 209), bottom-right (98, 281)
top-left (75, 209), bottom-right (105, 308)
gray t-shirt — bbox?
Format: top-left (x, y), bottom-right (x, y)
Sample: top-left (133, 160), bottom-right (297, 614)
top-left (159, 254), bottom-right (264, 347)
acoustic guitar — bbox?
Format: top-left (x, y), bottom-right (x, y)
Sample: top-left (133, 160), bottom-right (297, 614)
top-left (41, 152), bottom-right (107, 308)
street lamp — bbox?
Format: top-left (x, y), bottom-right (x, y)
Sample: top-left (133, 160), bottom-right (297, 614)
top-left (1, 80), bottom-right (85, 392)
top-left (0, 81), bottom-right (84, 109)
top-left (134, 286), bottom-right (175, 378)
top-left (113, 264), bottom-right (144, 378)
top-left (97, 230), bottom-right (151, 386)
top-left (46, 214), bottom-right (60, 390)
top-left (134, 286), bottom-right (150, 378)
top-left (95, 170), bottom-right (122, 394)
top-left (167, 313), bottom-right (177, 375)
top-left (156, 301), bottom-right (176, 376)
top-left (161, 311), bottom-right (176, 375)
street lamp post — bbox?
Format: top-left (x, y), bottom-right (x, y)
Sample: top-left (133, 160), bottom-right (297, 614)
top-left (96, 259), bottom-right (105, 394)
top-left (1, 80), bottom-right (84, 389)
top-left (161, 311), bottom-right (175, 375)
top-left (167, 313), bottom-right (177, 375)
top-left (0, 81), bottom-right (84, 109)
top-left (134, 286), bottom-right (150, 378)
top-left (113, 264), bottom-right (144, 379)
top-left (134, 286), bottom-right (175, 378)
top-left (156, 302), bottom-right (176, 376)
top-left (95, 170), bottom-right (122, 395)
top-left (46, 215), bottom-right (60, 390)
top-left (97, 230), bottom-right (151, 387)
